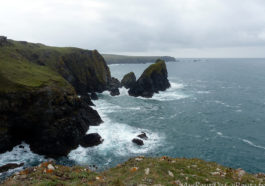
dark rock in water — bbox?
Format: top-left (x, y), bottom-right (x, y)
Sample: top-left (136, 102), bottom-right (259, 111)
top-left (110, 88), bottom-right (120, 96)
top-left (0, 88), bottom-right (103, 158)
top-left (128, 59), bottom-right (170, 98)
top-left (90, 92), bottom-right (98, 100)
top-left (80, 94), bottom-right (94, 106)
top-left (121, 72), bottom-right (136, 89)
top-left (0, 163), bottom-right (24, 173)
top-left (132, 138), bottom-right (144, 146)
top-left (19, 145), bottom-right (24, 149)
top-left (107, 77), bottom-right (121, 96)
top-left (137, 132), bottom-right (148, 140)
top-left (80, 133), bottom-right (103, 148)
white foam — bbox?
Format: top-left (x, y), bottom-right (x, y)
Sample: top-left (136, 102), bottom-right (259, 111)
top-left (0, 142), bottom-right (46, 177)
top-left (241, 139), bottom-right (265, 150)
top-left (197, 91), bottom-right (211, 94)
top-left (133, 82), bottom-right (188, 101)
top-left (69, 100), bottom-right (162, 165)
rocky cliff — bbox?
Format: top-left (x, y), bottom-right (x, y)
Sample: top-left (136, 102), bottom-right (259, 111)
top-left (128, 59), bottom-right (170, 98)
top-left (5, 39), bottom-right (112, 94)
top-left (0, 38), bottom-right (107, 157)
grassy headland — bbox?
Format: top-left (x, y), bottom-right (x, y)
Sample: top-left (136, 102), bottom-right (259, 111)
top-left (2, 157), bottom-right (264, 185)
top-left (102, 54), bottom-right (176, 64)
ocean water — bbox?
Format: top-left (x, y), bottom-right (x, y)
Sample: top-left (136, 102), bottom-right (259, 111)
top-left (1, 58), bottom-right (265, 179)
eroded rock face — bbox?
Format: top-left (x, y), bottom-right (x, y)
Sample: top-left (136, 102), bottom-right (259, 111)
top-left (121, 72), bottom-right (136, 89)
top-left (128, 59), bottom-right (170, 98)
top-left (0, 88), bottom-right (102, 158)
top-left (80, 133), bottom-right (103, 148)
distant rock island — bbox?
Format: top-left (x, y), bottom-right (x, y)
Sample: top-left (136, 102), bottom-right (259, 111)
top-left (102, 54), bottom-right (176, 64)
top-left (128, 59), bottom-right (171, 98)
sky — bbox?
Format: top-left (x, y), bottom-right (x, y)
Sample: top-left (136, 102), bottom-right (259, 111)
top-left (1, 0), bottom-right (265, 57)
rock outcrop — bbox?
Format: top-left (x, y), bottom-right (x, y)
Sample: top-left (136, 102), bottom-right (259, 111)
top-left (0, 36), bottom-right (8, 47)
top-left (121, 72), bottom-right (136, 89)
top-left (107, 77), bottom-right (121, 96)
top-left (128, 59), bottom-right (170, 98)
top-left (137, 132), bottom-right (148, 140)
top-left (0, 87), bottom-right (102, 157)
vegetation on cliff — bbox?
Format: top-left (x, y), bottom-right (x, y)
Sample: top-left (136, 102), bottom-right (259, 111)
top-left (0, 38), bottom-right (111, 94)
top-left (2, 157), bottom-right (264, 185)
top-left (103, 54), bottom-right (176, 64)
top-left (0, 37), bottom-right (106, 157)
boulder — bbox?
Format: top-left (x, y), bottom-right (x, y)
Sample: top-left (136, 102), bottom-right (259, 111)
top-left (132, 138), bottom-right (144, 146)
top-left (128, 59), bottom-right (170, 98)
top-left (137, 132), bottom-right (148, 140)
top-left (121, 72), bottom-right (136, 89)
top-left (107, 77), bottom-right (121, 96)
top-left (80, 133), bottom-right (104, 148)
top-left (0, 163), bottom-right (24, 173)
top-left (90, 92), bottom-right (98, 100)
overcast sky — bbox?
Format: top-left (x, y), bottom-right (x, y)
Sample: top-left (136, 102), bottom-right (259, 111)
top-left (1, 0), bottom-right (265, 57)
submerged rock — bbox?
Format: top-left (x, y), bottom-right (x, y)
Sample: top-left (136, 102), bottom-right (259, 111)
top-left (0, 163), bottom-right (24, 173)
top-left (121, 72), bottom-right (136, 89)
top-left (80, 133), bottom-right (104, 147)
top-left (132, 138), bottom-right (144, 146)
top-left (128, 59), bottom-right (170, 98)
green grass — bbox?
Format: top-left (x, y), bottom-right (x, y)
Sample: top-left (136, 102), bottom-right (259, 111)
top-left (0, 42), bottom-right (74, 93)
top-left (0, 39), bottom-right (110, 93)
top-left (3, 157), bottom-right (264, 185)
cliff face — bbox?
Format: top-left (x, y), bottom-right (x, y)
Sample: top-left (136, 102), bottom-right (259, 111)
top-left (6, 40), bottom-right (111, 94)
top-left (128, 59), bottom-right (170, 98)
top-left (0, 38), bottom-right (104, 157)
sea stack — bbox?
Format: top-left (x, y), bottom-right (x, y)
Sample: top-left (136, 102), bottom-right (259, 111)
top-left (128, 59), bottom-right (170, 98)
top-left (121, 72), bottom-right (136, 89)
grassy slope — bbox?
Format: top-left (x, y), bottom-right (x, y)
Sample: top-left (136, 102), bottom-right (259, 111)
top-left (0, 41), bottom-right (73, 93)
top-left (103, 54), bottom-right (176, 64)
top-left (2, 157), bottom-right (264, 185)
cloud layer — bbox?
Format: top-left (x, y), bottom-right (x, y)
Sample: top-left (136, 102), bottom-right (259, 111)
top-left (1, 0), bottom-right (265, 57)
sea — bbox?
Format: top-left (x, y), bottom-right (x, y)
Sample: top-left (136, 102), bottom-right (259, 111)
top-left (1, 58), bottom-right (265, 179)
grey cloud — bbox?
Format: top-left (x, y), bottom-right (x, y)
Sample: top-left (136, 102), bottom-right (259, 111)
top-left (1, 0), bottom-right (265, 57)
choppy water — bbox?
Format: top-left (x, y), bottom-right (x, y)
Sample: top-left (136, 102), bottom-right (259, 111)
top-left (1, 58), bottom-right (265, 179)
